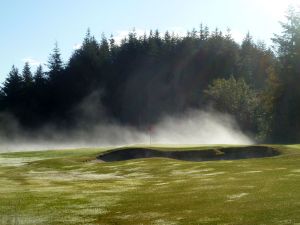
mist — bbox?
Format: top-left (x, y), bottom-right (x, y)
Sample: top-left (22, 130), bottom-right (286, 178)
top-left (0, 109), bottom-right (253, 153)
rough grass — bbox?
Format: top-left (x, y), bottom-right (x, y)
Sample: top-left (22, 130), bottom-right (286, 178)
top-left (0, 144), bottom-right (300, 225)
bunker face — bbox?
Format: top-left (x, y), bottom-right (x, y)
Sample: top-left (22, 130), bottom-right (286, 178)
top-left (97, 146), bottom-right (280, 162)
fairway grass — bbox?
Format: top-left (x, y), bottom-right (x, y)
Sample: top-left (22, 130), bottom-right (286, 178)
top-left (0, 145), bottom-right (300, 225)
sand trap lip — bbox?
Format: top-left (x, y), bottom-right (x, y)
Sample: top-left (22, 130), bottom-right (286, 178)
top-left (97, 146), bottom-right (280, 162)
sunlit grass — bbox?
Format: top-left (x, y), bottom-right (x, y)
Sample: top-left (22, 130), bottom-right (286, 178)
top-left (0, 145), bottom-right (300, 224)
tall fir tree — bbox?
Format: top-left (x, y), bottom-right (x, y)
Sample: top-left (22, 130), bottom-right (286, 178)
top-left (47, 42), bottom-right (64, 82)
top-left (33, 65), bottom-right (46, 85)
top-left (1, 66), bottom-right (24, 115)
top-left (22, 62), bottom-right (33, 87)
top-left (272, 7), bottom-right (300, 142)
top-left (2, 66), bottom-right (23, 98)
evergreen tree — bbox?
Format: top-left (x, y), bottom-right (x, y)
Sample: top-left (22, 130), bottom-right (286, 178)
top-left (22, 62), bottom-right (33, 87)
top-left (48, 42), bottom-right (64, 81)
top-left (238, 32), bottom-right (275, 89)
top-left (34, 65), bottom-right (46, 85)
top-left (272, 7), bottom-right (300, 142)
top-left (2, 66), bottom-right (23, 99)
top-left (99, 34), bottom-right (110, 62)
top-left (1, 66), bottom-right (23, 115)
top-left (239, 33), bottom-right (255, 84)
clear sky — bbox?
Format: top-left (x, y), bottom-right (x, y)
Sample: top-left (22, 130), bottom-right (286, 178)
top-left (0, 0), bottom-right (298, 83)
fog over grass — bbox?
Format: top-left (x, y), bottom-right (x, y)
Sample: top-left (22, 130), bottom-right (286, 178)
top-left (0, 109), bottom-right (253, 152)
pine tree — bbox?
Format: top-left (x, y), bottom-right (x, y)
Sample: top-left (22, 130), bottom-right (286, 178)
top-left (48, 42), bottom-right (64, 81)
top-left (239, 33), bottom-right (255, 84)
top-left (273, 7), bottom-right (300, 83)
top-left (2, 66), bottom-right (23, 98)
top-left (34, 65), bottom-right (46, 86)
top-left (225, 28), bottom-right (233, 41)
top-left (109, 34), bottom-right (116, 51)
top-left (22, 62), bottom-right (33, 87)
top-left (199, 24), bottom-right (204, 40)
top-left (99, 34), bottom-right (110, 61)
top-left (272, 7), bottom-right (300, 142)
top-left (1, 66), bottom-right (24, 115)
top-left (204, 26), bottom-right (210, 39)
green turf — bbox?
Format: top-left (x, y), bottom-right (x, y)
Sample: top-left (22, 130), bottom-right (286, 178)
top-left (0, 144), bottom-right (300, 225)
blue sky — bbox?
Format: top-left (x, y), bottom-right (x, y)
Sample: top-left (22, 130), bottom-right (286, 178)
top-left (0, 0), bottom-right (298, 83)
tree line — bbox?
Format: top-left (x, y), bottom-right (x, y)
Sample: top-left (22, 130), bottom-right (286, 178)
top-left (1, 8), bottom-right (300, 143)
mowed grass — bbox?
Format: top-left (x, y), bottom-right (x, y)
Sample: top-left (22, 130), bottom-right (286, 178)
top-left (0, 145), bottom-right (300, 225)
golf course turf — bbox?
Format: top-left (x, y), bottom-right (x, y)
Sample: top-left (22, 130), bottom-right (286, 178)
top-left (0, 144), bottom-right (300, 225)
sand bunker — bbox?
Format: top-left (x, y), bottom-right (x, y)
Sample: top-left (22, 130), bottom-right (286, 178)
top-left (97, 146), bottom-right (280, 162)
